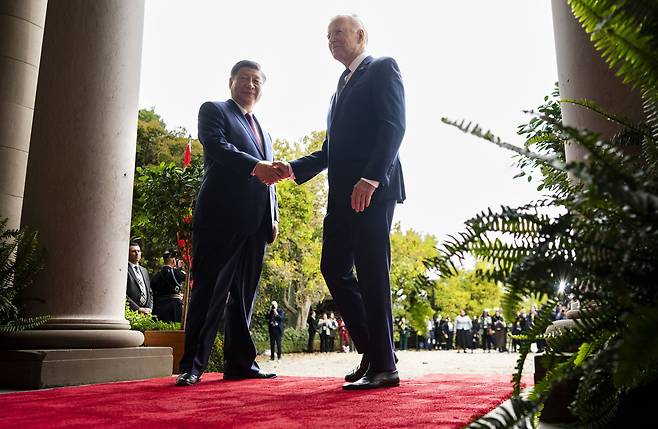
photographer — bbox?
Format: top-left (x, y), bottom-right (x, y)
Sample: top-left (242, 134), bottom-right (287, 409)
top-left (268, 300), bottom-right (285, 360)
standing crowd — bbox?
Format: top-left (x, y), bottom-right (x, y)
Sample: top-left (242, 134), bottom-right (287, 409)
top-left (396, 304), bottom-right (570, 354)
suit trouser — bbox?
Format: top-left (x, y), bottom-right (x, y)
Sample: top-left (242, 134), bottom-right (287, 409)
top-left (180, 221), bottom-right (267, 376)
top-left (307, 330), bottom-right (316, 352)
top-left (320, 200), bottom-right (396, 372)
top-left (269, 329), bottom-right (282, 359)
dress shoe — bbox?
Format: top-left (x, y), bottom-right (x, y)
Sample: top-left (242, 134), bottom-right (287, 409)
top-left (345, 353), bottom-right (398, 382)
top-left (345, 356), bottom-right (369, 382)
top-left (175, 372), bottom-right (201, 386)
top-left (343, 370), bottom-right (400, 390)
top-left (223, 371), bottom-right (277, 380)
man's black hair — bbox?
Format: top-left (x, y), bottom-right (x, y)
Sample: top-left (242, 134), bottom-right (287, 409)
top-left (230, 60), bottom-right (266, 81)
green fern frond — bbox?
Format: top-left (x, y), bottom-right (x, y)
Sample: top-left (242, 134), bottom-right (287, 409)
top-left (568, 0), bottom-right (658, 93)
top-left (467, 396), bottom-right (539, 429)
top-left (0, 315), bottom-right (50, 333)
top-left (0, 218), bottom-right (46, 330)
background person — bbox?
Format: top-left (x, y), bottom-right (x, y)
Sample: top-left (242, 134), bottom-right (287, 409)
top-left (126, 242), bottom-right (153, 315)
top-left (150, 250), bottom-right (185, 322)
top-left (307, 310), bottom-right (318, 353)
top-left (268, 300), bottom-right (285, 360)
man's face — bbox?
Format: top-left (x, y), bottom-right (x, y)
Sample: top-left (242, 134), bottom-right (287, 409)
top-left (229, 67), bottom-right (264, 110)
top-left (327, 17), bottom-right (364, 66)
top-left (129, 245), bottom-right (141, 264)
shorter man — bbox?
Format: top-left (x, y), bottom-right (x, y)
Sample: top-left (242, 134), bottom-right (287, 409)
top-left (150, 251), bottom-right (185, 322)
top-left (268, 301), bottom-right (284, 360)
top-left (126, 242), bottom-right (153, 314)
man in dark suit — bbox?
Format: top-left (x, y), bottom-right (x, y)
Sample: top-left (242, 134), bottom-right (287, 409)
top-left (306, 310), bottom-right (317, 352)
top-left (267, 300), bottom-right (284, 360)
top-left (150, 251), bottom-right (185, 323)
top-left (176, 60), bottom-right (286, 386)
top-left (126, 242), bottom-right (153, 314)
top-left (278, 14), bottom-right (405, 390)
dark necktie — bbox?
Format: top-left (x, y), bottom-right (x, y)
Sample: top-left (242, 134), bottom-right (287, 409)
top-left (245, 113), bottom-right (263, 153)
top-left (336, 68), bottom-right (351, 99)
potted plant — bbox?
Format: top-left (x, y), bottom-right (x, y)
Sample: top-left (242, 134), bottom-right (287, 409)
top-left (124, 304), bottom-right (183, 373)
top-left (425, 2), bottom-right (658, 426)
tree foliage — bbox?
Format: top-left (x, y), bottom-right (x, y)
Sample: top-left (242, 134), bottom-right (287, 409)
top-left (136, 108), bottom-right (202, 168)
top-left (432, 262), bottom-right (503, 321)
top-left (257, 132), bottom-right (328, 329)
top-left (131, 158), bottom-right (202, 273)
top-left (389, 224), bottom-right (438, 334)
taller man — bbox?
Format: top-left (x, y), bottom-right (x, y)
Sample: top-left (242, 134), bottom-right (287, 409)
top-left (176, 60), bottom-right (285, 386)
top-left (284, 15), bottom-right (406, 390)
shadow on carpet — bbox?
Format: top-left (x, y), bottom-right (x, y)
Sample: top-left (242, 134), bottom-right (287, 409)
top-left (1, 373), bottom-right (524, 428)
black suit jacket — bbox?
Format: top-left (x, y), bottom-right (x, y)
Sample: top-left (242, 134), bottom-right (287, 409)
top-left (126, 264), bottom-right (153, 310)
top-left (150, 265), bottom-right (185, 297)
top-left (291, 56), bottom-right (405, 207)
top-left (194, 99), bottom-right (278, 239)
top-left (268, 308), bottom-right (285, 335)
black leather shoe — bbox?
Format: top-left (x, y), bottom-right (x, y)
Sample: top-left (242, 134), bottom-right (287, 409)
top-left (345, 354), bottom-right (370, 382)
top-left (223, 372), bottom-right (277, 380)
top-left (345, 353), bottom-right (398, 382)
top-left (175, 372), bottom-right (201, 386)
top-left (343, 370), bottom-right (400, 390)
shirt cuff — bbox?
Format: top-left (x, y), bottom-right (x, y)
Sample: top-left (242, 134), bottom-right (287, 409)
top-left (361, 178), bottom-right (379, 188)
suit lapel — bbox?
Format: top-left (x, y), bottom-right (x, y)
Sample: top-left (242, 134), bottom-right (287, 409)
top-left (227, 100), bottom-right (265, 159)
top-left (332, 56), bottom-right (373, 116)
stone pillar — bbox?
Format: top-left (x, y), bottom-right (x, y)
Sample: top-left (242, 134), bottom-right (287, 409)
top-left (0, 0), bottom-right (47, 230)
top-left (551, 0), bottom-right (645, 163)
top-left (0, 1), bottom-right (172, 388)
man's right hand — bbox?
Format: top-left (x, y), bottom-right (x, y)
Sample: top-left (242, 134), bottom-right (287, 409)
top-left (273, 161), bottom-right (294, 180)
top-left (253, 161), bottom-right (289, 185)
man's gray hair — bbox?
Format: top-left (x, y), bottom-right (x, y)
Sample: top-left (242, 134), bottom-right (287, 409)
top-left (330, 14), bottom-right (368, 45)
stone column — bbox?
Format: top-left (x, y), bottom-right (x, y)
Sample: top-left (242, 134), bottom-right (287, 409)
top-left (0, 1), bottom-right (171, 388)
top-left (551, 0), bottom-right (645, 163)
top-left (0, 0), bottom-right (47, 230)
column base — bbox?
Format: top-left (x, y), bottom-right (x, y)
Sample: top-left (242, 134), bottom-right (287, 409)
top-left (0, 329), bottom-right (144, 349)
top-left (0, 347), bottom-right (173, 389)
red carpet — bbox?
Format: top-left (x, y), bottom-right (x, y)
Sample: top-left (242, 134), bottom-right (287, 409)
top-left (0, 373), bottom-right (521, 428)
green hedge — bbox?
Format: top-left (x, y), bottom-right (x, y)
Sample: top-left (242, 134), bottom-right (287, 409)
top-left (253, 327), bottom-right (321, 354)
top-left (125, 305), bottom-right (180, 332)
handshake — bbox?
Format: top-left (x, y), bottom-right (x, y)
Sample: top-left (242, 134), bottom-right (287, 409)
top-left (253, 160), bottom-right (293, 186)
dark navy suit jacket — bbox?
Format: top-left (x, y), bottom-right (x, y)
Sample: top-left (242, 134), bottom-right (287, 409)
top-left (290, 56), bottom-right (405, 207)
top-left (194, 99), bottom-right (278, 240)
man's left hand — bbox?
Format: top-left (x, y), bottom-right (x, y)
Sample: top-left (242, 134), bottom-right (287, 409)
top-left (351, 179), bottom-right (376, 212)
top-left (272, 221), bottom-right (279, 242)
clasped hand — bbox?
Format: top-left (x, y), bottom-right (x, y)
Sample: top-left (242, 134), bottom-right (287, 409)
top-left (253, 161), bottom-right (293, 186)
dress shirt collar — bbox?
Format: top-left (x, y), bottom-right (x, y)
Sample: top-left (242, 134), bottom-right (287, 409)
top-left (129, 262), bottom-right (141, 271)
top-left (346, 52), bottom-right (369, 79)
top-left (230, 98), bottom-right (251, 115)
